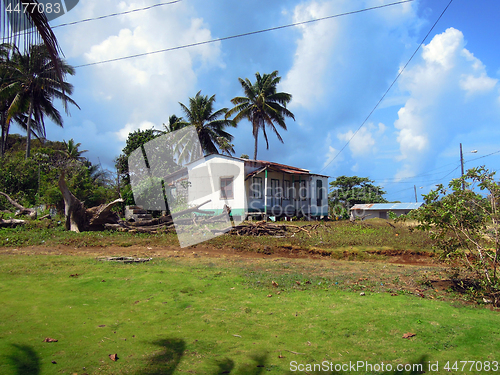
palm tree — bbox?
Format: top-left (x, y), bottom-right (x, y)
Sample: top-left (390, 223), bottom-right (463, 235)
top-left (1, 43), bottom-right (79, 158)
top-left (163, 114), bottom-right (187, 133)
top-left (2, 1), bottom-right (63, 84)
top-left (217, 137), bottom-right (235, 156)
top-left (226, 70), bottom-right (295, 160)
top-left (63, 138), bottom-right (88, 162)
top-left (178, 91), bottom-right (235, 156)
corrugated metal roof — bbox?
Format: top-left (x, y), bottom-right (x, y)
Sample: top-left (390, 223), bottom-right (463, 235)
top-left (350, 203), bottom-right (423, 211)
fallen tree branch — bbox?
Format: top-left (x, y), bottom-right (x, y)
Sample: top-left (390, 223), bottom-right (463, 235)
top-left (0, 218), bottom-right (26, 227)
top-left (0, 191), bottom-right (37, 219)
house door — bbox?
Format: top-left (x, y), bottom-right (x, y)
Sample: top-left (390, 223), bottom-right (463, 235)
top-left (271, 179), bottom-right (280, 207)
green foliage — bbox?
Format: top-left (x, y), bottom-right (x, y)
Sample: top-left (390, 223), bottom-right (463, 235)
top-left (115, 128), bottom-right (162, 187)
top-left (0, 151), bottom-right (38, 206)
top-left (329, 176), bottom-right (387, 218)
top-left (0, 136), bottom-right (117, 211)
top-left (405, 166), bottom-right (500, 303)
top-left (388, 211), bottom-right (397, 220)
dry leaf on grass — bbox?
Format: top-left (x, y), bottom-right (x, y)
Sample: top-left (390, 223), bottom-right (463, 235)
top-left (43, 337), bottom-right (58, 342)
top-left (272, 281), bottom-right (278, 287)
top-left (267, 294), bottom-right (272, 298)
top-left (109, 353), bottom-right (118, 361)
top-left (402, 333), bottom-right (416, 339)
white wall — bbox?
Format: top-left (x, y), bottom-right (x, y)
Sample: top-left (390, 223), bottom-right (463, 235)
top-left (187, 155), bottom-right (246, 212)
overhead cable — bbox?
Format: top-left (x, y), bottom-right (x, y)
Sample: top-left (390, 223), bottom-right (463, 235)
top-left (320, 0), bottom-right (455, 172)
top-left (74, 0), bottom-right (415, 68)
top-left (52, 0), bottom-right (183, 29)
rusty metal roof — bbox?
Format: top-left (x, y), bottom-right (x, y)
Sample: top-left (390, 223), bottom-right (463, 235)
top-left (350, 203), bottom-right (423, 211)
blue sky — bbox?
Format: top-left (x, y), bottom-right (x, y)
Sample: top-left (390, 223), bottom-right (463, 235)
top-left (19, 0), bottom-right (500, 202)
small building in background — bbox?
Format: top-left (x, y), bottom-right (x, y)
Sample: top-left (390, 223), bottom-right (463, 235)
top-left (350, 202), bottom-right (423, 220)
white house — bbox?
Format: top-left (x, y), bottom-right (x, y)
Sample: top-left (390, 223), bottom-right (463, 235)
top-left (350, 203), bottom-right (423, 220)
top-left (166, 154), bottom-right (329, 220)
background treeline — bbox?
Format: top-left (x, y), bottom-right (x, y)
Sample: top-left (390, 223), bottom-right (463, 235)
top-left (0, 134), bottom-right (118, 212)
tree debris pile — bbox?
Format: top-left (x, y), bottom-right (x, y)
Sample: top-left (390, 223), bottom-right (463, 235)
top-left (98, 256), bottom-right (152, 263)
top-left (221, 221), bottom-right (322, 237)
top-left (103, 201), bottom-right (231, 234)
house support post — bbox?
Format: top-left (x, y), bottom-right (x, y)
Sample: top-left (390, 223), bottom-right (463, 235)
top-left (264, 168), bottom-right (268, 220)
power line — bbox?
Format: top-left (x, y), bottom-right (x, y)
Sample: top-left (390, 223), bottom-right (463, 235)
top-left (320, 0), bottom-right (455, 172)
top-left (376, 149), bottom-right (500, 186)
top-left (52, 0), bottom-right (183, 29)
top-left (73, 0), bottom-right (415, 68)
top-left (465, 149), bottom-right (500, 164)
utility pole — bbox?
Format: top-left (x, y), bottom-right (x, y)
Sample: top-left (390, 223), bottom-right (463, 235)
top-left (414, 185), bottom-right (418, 203)
top-left (460, 143), bottom-right (465, 190)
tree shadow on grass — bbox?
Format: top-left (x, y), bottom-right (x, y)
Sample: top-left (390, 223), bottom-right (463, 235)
top-left (5, 344), bottom-right (40, 375)
top-left (139, 339), bottom-right (426, 375)
top-left (139, 338), bottom-right (186, 375)
top-left (215, 353), bottom-right (268, 375)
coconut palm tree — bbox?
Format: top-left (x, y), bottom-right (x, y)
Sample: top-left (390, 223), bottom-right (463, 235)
top-left (63, 138), bottom-right (88, 162)
top-left (2, 1), bottom-right (62, 82)
top-left (163, 114), bottom-right (187, 133)
top-left (1, 43), bottom-right (79, 158)
top-left (226, 70), bottom-right (295, 160)
top-left (217, 136), bottom-right (235, 156)
top-left (178, 91), bottom-right (235, 157)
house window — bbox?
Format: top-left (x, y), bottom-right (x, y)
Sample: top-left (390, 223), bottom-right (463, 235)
top-left (252, 177), bottom-right (262, 198)
top-left (220, 177), bottom-right (234, 199)
top-left (316, 179), bottom-right (323, 206)
top-left (300, 180), bottom-right (307, 199)
top-left (283, 180), bottom-right (290, 199)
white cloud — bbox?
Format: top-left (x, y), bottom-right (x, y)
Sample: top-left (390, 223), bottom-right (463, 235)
top-left (115, 121), bottom-right (157, 142)
top-left (282, 0), bottom-right (420, 113)
top-left (337, 127), bottom-right (375, 156)
top-left (337, 122), bottom-right (384, 157)
top-left (459, 74), bottom-right (497, 95)
top-left (322, 145), bottom-right (338, 169)
top-left (58, 0), bottom-right (223, 150)
top-left (394, 27), bottom-right (499, 176)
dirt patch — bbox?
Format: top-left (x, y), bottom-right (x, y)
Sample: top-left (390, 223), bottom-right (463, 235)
top-left (0, 243), bottom-right (439, 266)
top-left (366, 249), bottom-right (437, 266)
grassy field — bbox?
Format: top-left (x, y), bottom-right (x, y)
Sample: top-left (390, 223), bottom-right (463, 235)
top-left (0, 219), bottom-right (498, 374)
top-left (0, 218), bottom-right (434, 255)
top-left (0, 253), bottom-right (499, 375)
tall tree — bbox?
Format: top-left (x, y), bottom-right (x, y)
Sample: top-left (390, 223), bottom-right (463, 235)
top-left (329, 176), bottom-right (387, 217)
top-left (179, 91), bottom-right (235, 155)
top-left (227, 70), bottom-right (294, 160)
top-left (1, 44), bottom-right (79, 158)
top-left (62, 138), bottom-right (88, 162)
top-left (163, 114), bottom-right (187, 133)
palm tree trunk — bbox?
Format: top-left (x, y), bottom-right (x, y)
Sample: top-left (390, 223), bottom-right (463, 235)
top-left (254, 131), bottom-right (258, 160)
top-left (0, 113), bottom-right (5, 158)
top-left (25, 100), bottom-right (34, 159)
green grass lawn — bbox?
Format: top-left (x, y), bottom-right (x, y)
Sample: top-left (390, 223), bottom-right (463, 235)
top-left (0, 254), bottom-right (498, 374)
